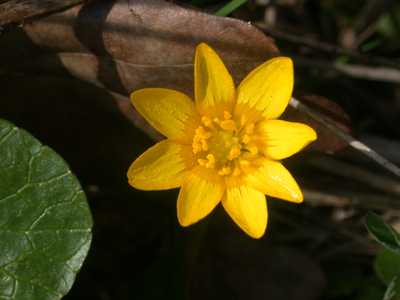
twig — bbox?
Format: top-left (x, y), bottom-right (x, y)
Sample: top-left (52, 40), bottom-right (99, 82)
top-left (335, 63), bottom-right (400, 83)
top-left (290, 97), bottom-right (400, 178)
top-left (255, 22), bottom-right (400, 69)
top-left (303, 188), bottom-right (400, 210)
top-left (274, 208), bottom-right (374, 254)
top-left (0, 0), bottom-right (84, 26)
top-left (360, 135), bottom-right (400, 164)
top-left (294, 56), bottom-right (400, 83)
top-left (309, 156), bottom-right (400, 196)
top-left (353, 0), bottom-right (395, 33)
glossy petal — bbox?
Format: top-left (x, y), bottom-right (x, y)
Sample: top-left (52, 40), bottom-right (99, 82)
top-left (247, 160), bottom-right (303, 203)
top-left (222, 186), bottom-right (267, 239)
top-left (177, 169), bottom-right (224, 226)
top-left (194, 43), bottom-right (235, 113)
top-left (258, 120), bottom-right (317, 159)
top-left (131, 88), bottom-right (197, 141)
top-left (237, 57), bottom-right (293, 119)
top-left (127, 140), bottom-right (190, 190)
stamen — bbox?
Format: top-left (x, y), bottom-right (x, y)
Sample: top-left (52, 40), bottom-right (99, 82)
top-left (193, 111), bottom-right (260, 178)
top-left (223, 111), bottom-right (232, 120)
top-left (201, 116), bottom-right (213, 128)
top-left (242, 134), bottom-right (250, 144)
top-left (233, 167), bottom-right (241, 176)
top-left (245, 124), bottom-right (255, 134)
top-left (228, 146), bottom-right (241, 160)
top-left (239, 160), bottom-right (250, 167)
top-left (205, 154), bottom-right (215, 168)
top-left (192, 144), bottom-right (201, 154)
top-left (248, 145), bottom-right (258, 155)
top-left (239, 160), bottom-right (251, 174)
top-left (195, 126), bottom-right (204, 134)
top-left (197, 158), bottom-right (207, 166)
top-left (220, 120), bottom-right (236, 131)
top-left (195, 126), bottom-right (211, 139)
top-left (240, 115), bottom-right (247, 126)
top-left (201, 140), bottom-right (208, 151)
top-left (218, 166), bottom-right (232, 176)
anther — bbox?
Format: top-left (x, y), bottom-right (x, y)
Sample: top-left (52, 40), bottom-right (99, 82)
top-left (218, 166), bottom-right (232, 176)
top-left (248, 145), bottom-right (258, 155)
top-left (192, 145), bottom-right (200, 154)
top-left (201, 116), bottom-right (213, 128)
top-left (239, 160), bottom-right (250, 167)
top-left (220, 120), bottom-right (236, 131)
top-left (242, 134), bottom-right (251, 144)
top-left (228, 146), bottom-right (241, 160)
top-left (240, 115), bottom-right (247, 126)
top-left (233, 167), bottom-right (241, 176)
top-left (245, 124), bottom-right (255, 134)
top-left (195, 126), bottom-right (205, 134)
top-left (205, 154), bottom-right (215, 168)
top-left (195, 126), bottom-right (211, 139)
top-left (201, 140), bottom-right (208, 151)
top-left (223, 111), bottom-right (232, 120)
top-left (197, 158), bottom-right (207, 166)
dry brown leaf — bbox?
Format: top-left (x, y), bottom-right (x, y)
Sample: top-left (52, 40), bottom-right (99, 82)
top-left (1, 0), bottom-right (351, 153)
top-left (23, 0), bottom-right (278, 95)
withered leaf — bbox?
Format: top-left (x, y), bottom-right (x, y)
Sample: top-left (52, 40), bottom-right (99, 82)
top-left (23, 0), bottom-right (278, 95)
top-left (3, 0), bottom-right (351, 153)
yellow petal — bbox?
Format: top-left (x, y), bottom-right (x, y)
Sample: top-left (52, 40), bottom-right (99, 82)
top-left (127, 140), bottom-right (191, 190)
top-left (246, 160), bottom-right (303, 203)
top-left (131, 88), bottom-right (197, 141)
top-left (222, 186), bottom-right (267, 239)
top-left (237, 57), bottom-right (293, 119)
top-left (194, 43), bottom-right (235, 114)
top-left (177, 170), bottom-right (224, 226)
top-left (258, 120), bottom-right (317, 159)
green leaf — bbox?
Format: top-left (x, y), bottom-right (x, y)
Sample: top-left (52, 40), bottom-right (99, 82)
top-left (215, 0), bottom-right (248, 17)
top-left (354, 276), bottom-right (387, 300)
top-left (0, 119), bottom-right (93, 300)
top-left (365, 212), bottom-right (400, 254)
top-left (375, 249), bottom-right (400, 285)
top-left (383, 277), bottom-right (400, 300)
top-left (361, 39), bottom-right (383, 52)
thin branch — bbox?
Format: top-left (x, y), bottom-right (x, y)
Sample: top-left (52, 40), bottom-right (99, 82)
top-left (294, 56), bottom-right (400, 83)
top-left (335, 63), bottom-right (400, 83)
top-left (309, 156), bottom-right (400, 196)
top-left (304, 188), bottom-right (400, 210)
top-left (290, 97), bottom-right (400, 178)
top-left (255, 22), bottom-right (400, 69)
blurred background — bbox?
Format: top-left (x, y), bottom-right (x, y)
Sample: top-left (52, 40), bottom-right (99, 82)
top-left (2, 0), bottom-right (400, 299)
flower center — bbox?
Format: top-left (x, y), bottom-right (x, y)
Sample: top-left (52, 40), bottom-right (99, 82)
top-left (192, 110), bottom-right (261, 177)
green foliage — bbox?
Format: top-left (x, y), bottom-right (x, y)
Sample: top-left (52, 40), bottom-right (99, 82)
top-left (0, 119), bottom-right (92, 300)
top-left (366, 212), bottom-right (400, 300)
top-left (353, 277), bottom-right (386, 300)
top-left (361, 39), bottom-right (383, 52)
top-left (375, 249), bottom-right (400, 285)
top-left (365, 212), bottom-right (400, 254)
top-left (377, 6), bottom-right (400, 39)
top-left (374, 249), bottom-right (400, 300)
top-left (215, 0), bottom-right (248, 17)
top-left (383, 277), bottom-right (400, 300)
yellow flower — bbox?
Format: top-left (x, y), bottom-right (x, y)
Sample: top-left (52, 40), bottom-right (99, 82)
top-left (127, 43), bottom-right (317, 238)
